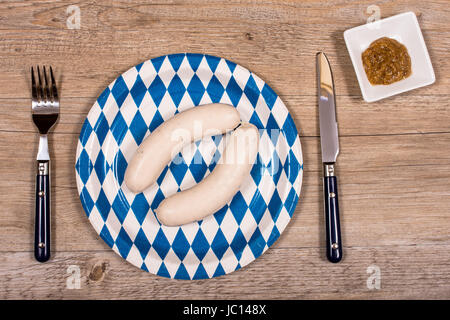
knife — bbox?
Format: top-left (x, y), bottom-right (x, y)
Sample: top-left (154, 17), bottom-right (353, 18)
top-left (316, 52), bottom-right (342, 263)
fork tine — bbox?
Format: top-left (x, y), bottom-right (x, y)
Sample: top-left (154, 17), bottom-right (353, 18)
top-left (31, 67), bottom-right (38, 101)
top-left (36, 65), bottom-right (45, 102)
top-left (43, 66), bottom-right (51, 101)
top-left (49, 66), bottom-right (58, 102)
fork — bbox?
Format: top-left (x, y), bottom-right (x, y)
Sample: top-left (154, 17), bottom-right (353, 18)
top-left (31, 66), bottom-right (59, 262)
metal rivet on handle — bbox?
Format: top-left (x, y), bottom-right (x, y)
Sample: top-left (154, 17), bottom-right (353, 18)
top-left (329, 192), bottom-right (336, 198)
top-left (39, 191), bottom-right (45, 197)
top-left (38, 242), bottom-right (45, 248)
top-left (331, 243), bottom-right (339, 250)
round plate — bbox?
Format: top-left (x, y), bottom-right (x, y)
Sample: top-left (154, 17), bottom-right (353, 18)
top-left (75, 53), bottom-right (303, 279)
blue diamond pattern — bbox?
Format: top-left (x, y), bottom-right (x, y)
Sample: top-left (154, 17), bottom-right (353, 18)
top-left (114, 149), bottom-right (127, 186)
top-left (93, 112), bottom-right (109, 146)
top-left (151, 189), bottom-right (165, 210)
top-left (268, 189), bottom-right (282, 221)
top-left (100, 225), bottom-right (115, 248)
top-left (205, 55), bottom-right (220, 72)
top-left (268, 124), bottom-right (281, 147)
top-left (250, 155), bottom-right (264, 186)
top-left (131, 193), bottom-right (150, 225)
top-left (284, 188), bottom-right (299, 216)
top-left (210, 229), bottom-right (229, 260)
top-left (157, 262), bottom-right (170, 277)
top-left (186, 74), bottom-right (205, 106)
top-left (129, 111), bottom-right (148, 145)
top-left (213, 263), bottom-right (225, 277)
top-left (148, 109), bottom-right (164, 132)
top-left (211, 134), bottom-right (222, 147)
top-left (112, 192), bottom-right (129, 224)
top-left (225, 77), bottom-right (243, 106)
top-left (189, 150), bottom-right (208, 183)
top-left (110, 112), bottom-right (128, 146)
top-left (287, 149), bottom-right (301, 185)
top-left (168, 53), bottom-right (185, 72)
top-left (76, 53), bottom-right (302, 280)
top-left (79, 119), bottom-right (93, 147)
top-left (95, 189), bottom-right (111, 221)
top-left (130, 75), bottom-right (147, 107)
top-left (206, 75), bottom-right (224, 102)
top-left (76, 149), bottom-right (92, 184)
top-left (148, 75), bottom-right (165, 107)
top-left (213, 205), bottom-right (228, 225)
top-left (156, 166), bottom-right (169, 185)
top-left (248, 191), bottom-right (267, 224)
top-left (229, 192), bottom-right (248, 225)
top-left (111, 76), bottom-right (129, 108)
top-left (174, 263), bottom-right (190, 280)
top-left (116, 227), bottom-right (133, 258)
top-left (80, 186), bottom-right (94, 215)
top-left (186, 53), bottom-right (203, 71)
top-left (230, 228), bottom-right (247, 261)
top-left (261, 84), bottom-right (277, 110)
top-left (153, 228), bottom-right (171, 260)
top-left (191, 229), bottom-right (210, 261)
top-left (243, 75), bottom-right (260, 107)
top-left (167, 74), bottom-right (186, 107)
top-left (97, 87), bottom-right (110, 109)
top-left (94, 150), bottom-right (108, 184)
top-left (169, 158), bottom-right (188, 186)
top-left (134, 228), bottom-right (151, 259)
top-left (249, 111), bottom-right (264, 129)
top-left (193, 263), bottom-right (208, 279)
top-left (172, 229), bottom-right (190, 261)
top-left (282, 114), bottom-right (298, 147)
top-left (226, 60), bottom-right (237, 73)
top-left (266, 113), bottom-right (279, 130)
top-left (268, 151), bottom-right (282, 185)
top-left (248, 227), bottom-right (266, 258)
top-left (208, 148), bottom-right (222, 172)
top-left (267, 226), bottom-right (280, 247)
top-left (151, 56), bottom-right (165, 73)
top-left (135, 63), bottom-right (143, 72)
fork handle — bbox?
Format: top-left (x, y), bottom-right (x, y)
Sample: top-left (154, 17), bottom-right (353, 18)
top-left (35, 160), bottom-right (50, 262)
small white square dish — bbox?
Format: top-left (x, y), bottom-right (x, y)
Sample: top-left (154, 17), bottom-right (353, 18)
top-left (344, 11), bottom-right (435, 102)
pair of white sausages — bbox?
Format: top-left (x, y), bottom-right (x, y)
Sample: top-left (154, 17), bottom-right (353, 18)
top-left (124, 104), bottom-right (259, 226)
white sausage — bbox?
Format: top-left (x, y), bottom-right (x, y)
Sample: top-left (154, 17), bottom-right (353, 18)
top-left (155, 123), bottom-right (259, 226)
top-left (124, 104), bottom-right (240, 193)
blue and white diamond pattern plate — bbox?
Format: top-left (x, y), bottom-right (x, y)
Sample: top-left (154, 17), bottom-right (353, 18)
top-left (75, 53), bottom-right (303, 280)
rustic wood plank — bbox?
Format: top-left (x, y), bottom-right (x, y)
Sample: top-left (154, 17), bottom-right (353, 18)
top-left (1, 0), bottom-right (449, 300)
top-left (1, 130), bottom-right (449, 252)
top-left (0, 1), bottom-right (448, 98)
top-left (1, 0), bottom-right (449, 31)
top-left (0, 29), bottom-right (447, 98)
top-left (2, 95), bottom-right (450, 137)
top-left (1, 246), bottom-right (449, 299)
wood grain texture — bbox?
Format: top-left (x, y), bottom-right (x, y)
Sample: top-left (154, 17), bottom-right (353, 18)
top-left (1, 247), bottom-right (449, 300)
top-left (0, 0), bottom-right (449, 300)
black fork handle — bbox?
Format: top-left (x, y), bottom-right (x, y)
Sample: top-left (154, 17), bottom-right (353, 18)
top-left (35, 160), bottom-right (50, 262)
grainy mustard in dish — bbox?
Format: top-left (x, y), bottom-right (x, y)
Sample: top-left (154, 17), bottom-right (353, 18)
top-left (362, 37), bottom-right (412, 85)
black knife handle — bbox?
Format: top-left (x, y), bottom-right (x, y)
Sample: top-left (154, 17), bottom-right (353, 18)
top-left (35, 161), bottom-right (50, 262)
top-left (323, 164), bottom-right (342, 263)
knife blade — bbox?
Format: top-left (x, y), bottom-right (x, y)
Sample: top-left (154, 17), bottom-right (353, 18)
top-left (316, 52), bottom-right (342, 263)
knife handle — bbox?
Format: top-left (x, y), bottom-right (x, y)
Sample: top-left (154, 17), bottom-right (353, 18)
top-left (323, 164), bottom-right (342, 263)
top-left (35, 160), bottom-right (50, 262)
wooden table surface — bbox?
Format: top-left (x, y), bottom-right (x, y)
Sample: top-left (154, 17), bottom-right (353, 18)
top-left (1, 0), bottom-right (449, 300)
